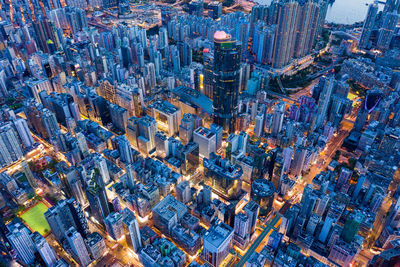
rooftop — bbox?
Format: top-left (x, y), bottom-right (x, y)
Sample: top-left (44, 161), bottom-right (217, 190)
top-left (251, 179), bottom-right (275, 197)
top-left (204, 221), bottom-right (233, 249)
top-left (149, 100), bottom-right (179, 115)
top-left (152, 195), bottom-right (188, 221)
top-left (172, 86), bottom-right (213, 114)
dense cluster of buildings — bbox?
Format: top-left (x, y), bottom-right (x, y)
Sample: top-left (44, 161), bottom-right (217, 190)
top-left (1, 0), bottom-right (400, 266)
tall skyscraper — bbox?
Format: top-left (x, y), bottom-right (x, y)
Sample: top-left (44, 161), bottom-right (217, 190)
top-left (291, 146), bottom-right (307, 177)
top-left (341, 210), bottom-right (364, 243)
top-left (359, 2), bottom-right (378, 49)
top-left (76, 132), bottom-right (89, 158)
top-left (313, 75), bottom-right (334, 131)
top-left (212, 31), bottom-right (241, 134)
top-left (176, 180), bottom-right (191, 204)
top-left (271, 0), bottom-right (323, 68)
top-left (105, 212), bottom-right (124, 240)
top-left (115, 135), bottom-right (133, 164)
top-left (32, 232), bottom-right (58, 267)
top-left (21, 160), bottom-right (37, 189)
top-left (377, 12), bottom-right (399, 50)
top-left (244, 200), bottom-right (260, 235)
top-left (6, 223), bottom-right (36, 265)
top-left (94, 154), bottom-right (111, 185)
top-left (13, 118), bottom-right (35, 148)
top-left (203, 221), bottom-right (234, 267)
top-left (65, 227), bottom-right (91, 266)
top-left (271, 101), bottom-right (285, 136)
top-left (85, 170), bottom-right (110, 226)
top-left (0, 123), bottom-right (24, 166)
top-left (122, 208), bottom-right (142, 252)
top-left (45, 198), bottom-right (89, 242)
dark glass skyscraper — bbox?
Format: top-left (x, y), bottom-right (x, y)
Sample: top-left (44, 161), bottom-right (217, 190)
top-left (212, 31), bottom-right (241, 134)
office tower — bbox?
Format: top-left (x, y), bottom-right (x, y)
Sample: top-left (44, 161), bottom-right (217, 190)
top-left (313, 76), bottom-right (334, 130)
top-left (6, 223), bottom-right (36, 265)
top-left (76, 132), bottom-right (89, 158)
top-left (137, 115), bottom-right (157, 155)
top-left (152, 195), bottom-right (188, 235)
top-left (341, 211), bottom-right (364, 243)
top-left (306, 213), bottom-right (321, 235)
top-left (359, 2), bottom-right (378, 48)
top-left (212, 31), bottom-right (241, 134)
top-left (203, 49), bottom-right (214, 98)
top-left (109, 104), bottom-right (128, 133)
top-left (94, 154), bottom-right (111, 185)
top-left (193, 127), bottom-right (216, 159)
top-left (251, 179), bottom-right (275, 216)
top-left (233, 212), bottom-right (250, 249)
top-left (176, 180), bottom-right (191, 204)
top-left (291, 146), bottom-right (307, 177)
top-left (335, 167), bottom-right (353, 193)
top-left (210, 123), bottom-right (223, 151)
top-left (105, 212), bottom-right (124, 240)
top-left (32, 232), bottom-right (57, 267)
top-left (122, 208), bottom-right (142, 252)
top-left (203, 221), bottom-right (234, 267)
top-left (125, 164), bottom-right (136, 192)
top-left (115, 135), bottom-right (133, 164)
top-left (86, 232), bottom-right (106, 260)
top-left (0, 123), bottom-right (23, 166)
top-left (328, 94), bottom-right (352, 127)
top-left (271, 101), bottom-right (285, 136)
top-left (351, 174), bottom-right (366, 201)
top-left (203, 153), bottom-right (243, 200)
top-left (86, 170), bottom-right (110, 226)
top-left (45, 198), bottom-right (89, 242)
top-left (300, 185), bottom-right (317, 217)
top-left (180, 142), bottom-right (200, 176)
top-left (13, 118), bottom-right (34, 148)
top-left (254, 112), bottom-right (265, 137)
top-left (314, 194), bottom-right (330, 216)
top-left (377, 12), bottom-right (399, 50)
top-left (42, 109), bottom-right (60, 138)
top-left (318, 213), bottom-right (337, 243)
top-left (65, 227), bottom-right (91, 266)
top-left (21, 160), bottom-right (37, 189)
top-left (45, 202), bottom-right (76, 242)
top-left (126, 116), bottom-right (139, 150)
top-left (282, 147), bottom-right (293, 173)
top-left (179, 113), bottom-right (195, 145)
top-left (155, 131), bottom-right (169, 158)
top-left (32, 18), bottom-right (59, 53)
top-left (148, 100), bottom-right (181, 137)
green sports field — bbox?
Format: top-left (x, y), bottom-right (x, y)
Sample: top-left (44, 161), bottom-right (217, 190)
top-left (20, 202), bottom-right (50, 236)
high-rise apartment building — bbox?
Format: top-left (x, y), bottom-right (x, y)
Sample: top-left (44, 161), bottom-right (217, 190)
top-left (32, 232), bottom-right (58, 267)
top-left (359, 2), bottom-right (378, 48)
top-left (65, 227), bottom-right (91, 266)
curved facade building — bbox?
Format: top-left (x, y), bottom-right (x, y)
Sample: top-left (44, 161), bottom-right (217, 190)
top-left (365, 89), bottom-right (383, 113)
top-left (212, 31), bottom-right (241, 135)
top-left (251, 179), bottom-right (275, 216)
